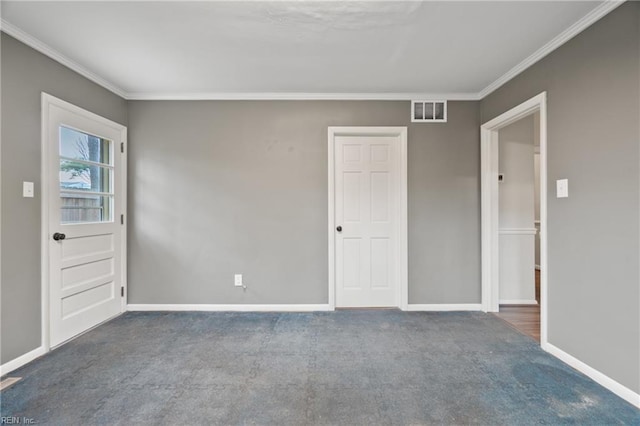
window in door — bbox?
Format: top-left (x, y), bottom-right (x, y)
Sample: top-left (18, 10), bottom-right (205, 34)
top-left (59, 126), bottom-right (113, 223)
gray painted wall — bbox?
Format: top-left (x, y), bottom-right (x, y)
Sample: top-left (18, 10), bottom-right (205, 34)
top-left (127, 101), bottom-right (481, 305)
top-left (499, 116), bottom-right (535, 229)
top-left (0, 33), bottom-right (128, 364)
top-left (481, 3), bottom-right (640, 394)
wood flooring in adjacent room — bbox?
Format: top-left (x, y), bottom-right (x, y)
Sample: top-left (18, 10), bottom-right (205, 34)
top-left (494, 270), bottom-right (541, 342)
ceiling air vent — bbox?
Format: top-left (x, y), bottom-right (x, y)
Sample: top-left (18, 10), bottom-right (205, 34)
top-left (411, 100), bottom-right (447, 123)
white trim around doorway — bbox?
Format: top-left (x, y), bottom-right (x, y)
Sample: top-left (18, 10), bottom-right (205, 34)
top-left (480, 92), bottom-right (548, 345)
top-left (327, 126), bottom-right (408, 311)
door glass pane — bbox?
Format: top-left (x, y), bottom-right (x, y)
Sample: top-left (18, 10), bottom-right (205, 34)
top-left (60, 126), bottom-right (111, 165)
top-left (59, 126), bottom-right (114, 224)
top-left (60, 161), bottom-right (112, 193)
top-left (60, 194), bottom-right (113, 224)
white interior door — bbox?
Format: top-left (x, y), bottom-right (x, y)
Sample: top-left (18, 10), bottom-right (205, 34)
top-left (43, 94), bottom-right (126, 347)
top-left (332, 129), bottom-right (405, 308)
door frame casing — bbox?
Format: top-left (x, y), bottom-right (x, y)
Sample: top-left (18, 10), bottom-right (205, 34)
top-left (327, 126), bottom-right (408, 310)
top-left (480, 92), bottom-right (548, 345)
top-left (40, 93), bottom-right (128, 352)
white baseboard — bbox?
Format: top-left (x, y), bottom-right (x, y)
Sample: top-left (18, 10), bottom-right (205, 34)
top-left (499, 299), bottom-right (538, 305)
top-left (130, 304), bottom-right (485, 313)
top-left (543, 342), bottom-right (640, 409)
top-left (405, 304), bottom-right (482, 312)
top-left (127, 304), bottom-right (332, 312)
top-left (0, 346), bottom-right (46, 377)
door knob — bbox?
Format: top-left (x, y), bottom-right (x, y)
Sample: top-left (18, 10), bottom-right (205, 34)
top-left (53, 232), bottom-right (66, 241)
top-left (336, 226), bottom-right (342, 232)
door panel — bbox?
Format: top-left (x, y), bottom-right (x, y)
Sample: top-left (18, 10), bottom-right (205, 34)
top-left (334, 134), bottom-right (400, 307)
top-left (62, 257), bottom-right (114, 288)
top-left (371, 172), bottom-right (390, 222)
top-left (343, 172), bottom-right (362, 222)
top-left (45, 95), bottom-right (125, 347)
top-left (370, 238), bottom-right (390, 288)
top-left (61, 234), bottom-right (114, 259)
top-left (342, 238), bottom-right (362, 289)
top-left (61, 281), bottom-right (115, 319)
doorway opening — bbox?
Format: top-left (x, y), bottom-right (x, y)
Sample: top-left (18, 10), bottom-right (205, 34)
top-left (492, 112), bottom-right (541, 341)
top-left (481, 92), bottom-right (548, 345)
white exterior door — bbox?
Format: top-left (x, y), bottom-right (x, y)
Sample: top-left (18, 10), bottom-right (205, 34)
top-left (43, 94), bottom-right (126, 347)
top-left (331, 128), bottom-right (406, 308)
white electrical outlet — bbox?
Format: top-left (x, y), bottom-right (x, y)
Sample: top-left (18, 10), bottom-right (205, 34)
top-left (234, 274), bottom-right (243, 287)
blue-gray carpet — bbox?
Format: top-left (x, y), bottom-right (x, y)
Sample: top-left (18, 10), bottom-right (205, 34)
top-left (1, 311), bottom-right (639, 425)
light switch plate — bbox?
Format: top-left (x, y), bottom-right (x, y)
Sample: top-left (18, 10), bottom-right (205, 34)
top-left (234, 274), bottom-right (243, 287)
top-left (23, 182), bottom-right (34, 198)
top-left (556, 179), bottom-right (568, 198)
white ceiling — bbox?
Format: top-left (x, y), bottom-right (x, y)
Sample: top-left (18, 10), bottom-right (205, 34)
top-left (1, 1), bottom-right (616, 99)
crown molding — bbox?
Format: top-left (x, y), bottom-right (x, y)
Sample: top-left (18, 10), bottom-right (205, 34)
top-left (125, 92), bottom-right (481, 101)
top-left (0, 19), bottom-right (128, 99)
top-left (478, 0), bottom-right (626, 99)
top-left (1, 0), bottom-right (625, 102)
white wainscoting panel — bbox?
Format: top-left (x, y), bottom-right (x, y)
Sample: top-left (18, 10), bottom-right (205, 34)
top-left (499, 228), bottom-right (536, 304)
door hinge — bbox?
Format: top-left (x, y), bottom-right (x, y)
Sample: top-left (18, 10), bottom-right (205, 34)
top-left (120, 214), bottom-right (124, 225)
top-left (121, 287), bottom-right (125, 297)
top-left (121, 142), bottom-right (124, 153)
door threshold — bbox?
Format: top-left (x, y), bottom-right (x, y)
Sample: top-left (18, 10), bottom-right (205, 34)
top-left (335, 307), bottom-right (400, 311)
